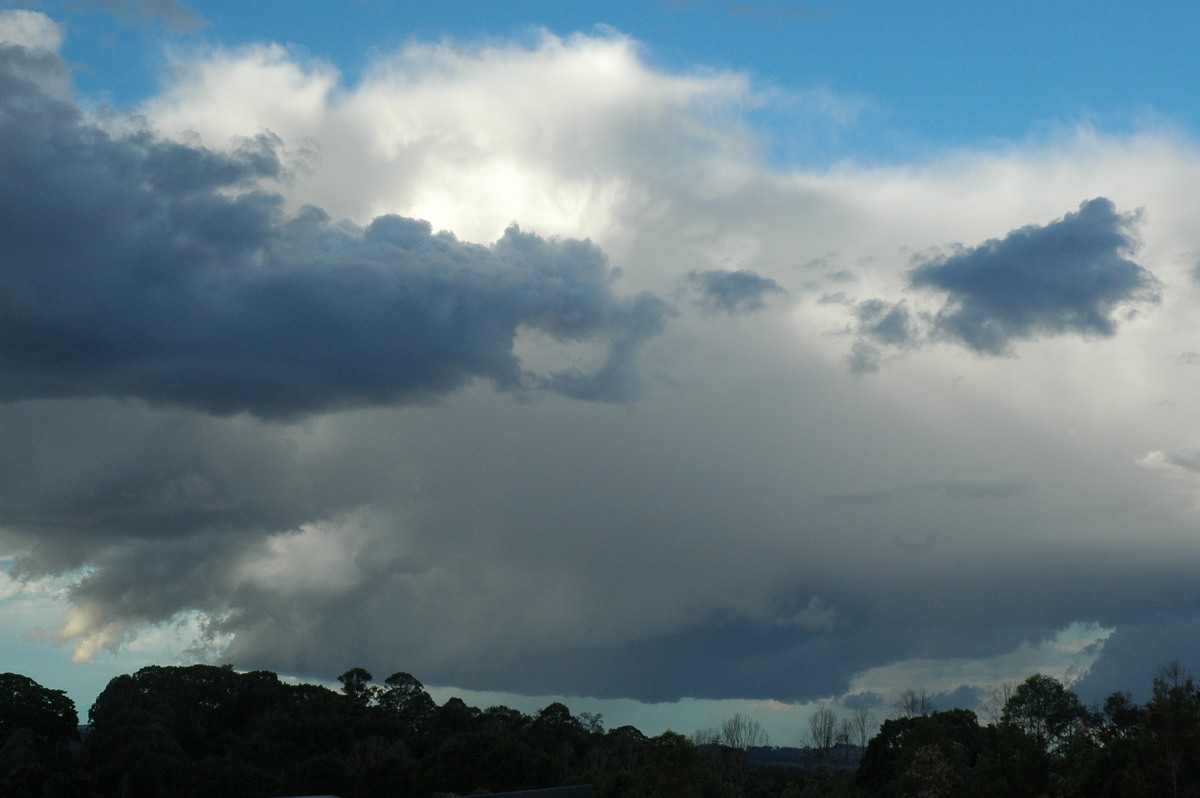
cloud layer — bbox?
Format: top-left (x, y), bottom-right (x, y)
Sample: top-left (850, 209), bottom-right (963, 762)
top-left (0, 42), bottom-right (663, 419)
top-left (6, 12), bottom-right (1200, 710)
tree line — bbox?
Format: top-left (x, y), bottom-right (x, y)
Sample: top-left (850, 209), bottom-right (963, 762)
top-left (2, 661), bottom-right (1200, 796)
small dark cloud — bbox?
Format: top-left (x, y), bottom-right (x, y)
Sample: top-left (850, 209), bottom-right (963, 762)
top-left (909, 198), bottom-right (1158, 354)
top-left (684, 268), bottom-right (786, 315)
top-left (845, 341), bottom-right (882, 374)
top-left (0, 43), bottom-right (666, 420)
top-left (842, 691), bottom-right (885, 711)
top-left (855, 299), bottom-right (916, 346)
top-left (87, 0), bottom-right (205, 32)
top-left (1177, 351), bottom-right (1200, 365)
top-left (931, 684), bottom-right (984, 712)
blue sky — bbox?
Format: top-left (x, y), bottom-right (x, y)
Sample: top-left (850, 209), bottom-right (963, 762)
top-left (4, 0), bottom-right (1200, 743)
top-left (51, 1), bottom-right (1200, 161)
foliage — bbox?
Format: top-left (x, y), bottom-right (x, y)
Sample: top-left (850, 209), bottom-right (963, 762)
top-left (0, 672), bottom-right (78, 755)
top-left (15, 660), bottom-right (1200, 797)
top-left (999, 673), bottom-right (1091, 751)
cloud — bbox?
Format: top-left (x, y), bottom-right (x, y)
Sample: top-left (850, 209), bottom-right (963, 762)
top-left (0, 42), bottom-right (666, 420)
top-left (88, 0), bottom-right (204, 32)
top-left (909, 198), bottom-right (1159, 354)
top-left (8, 17), bottom-right (1200, 715)
top-left (138, 30), bottom-right (755, 250)
top-left (684, 268), bottom-right (786, 315)
top-left (0, 9), bottom-right (63, 51)
top-left (853, 299), bottom-right (916, 346)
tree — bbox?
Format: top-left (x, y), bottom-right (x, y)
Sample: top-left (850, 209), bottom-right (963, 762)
top-left (1100, 690), bottom-right (1143, 741)
top-left (0, 673), bottom-right (78, 753)
top-left (478, 705), bottom-right (530, 738)
top-left (719, 712), bottom-right (769, 749)
top-left (856, 709), bottom-right (988, 796)
top-left (894, 688), bottom-right (935, 719)
top-left (1138, 661), bottom-right (1200, 798)
top-left (378, 671), bottom-right (435, 742)
top-left (0, 674), bottom-right (80, 798)
top-left (980, 681), bottom-right (1018, 726)
top-left (808, 705), bottom-right (838, 759)
top-left (605, 725), bottom-right (648, 772)
top-left (903, 743), bottom-right (961, 798)
top-left (1000, 673), bottom-right (1089, 752)
top-left (427, 696), bottom-right (481, 745)
top-left (337, 667), bottom-right (376, 707)
top-left (634, 731), bottom-right (720, 797)
top-left (850, 707), bottom-right (877, 749)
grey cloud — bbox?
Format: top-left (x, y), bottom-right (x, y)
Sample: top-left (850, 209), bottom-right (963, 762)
top-left (6, 32), bottom-right (1200, 716)
top-left (845, 340), bottom-right (883, 373)
top-left (0, 44), bottom-right (665, 420)
top-left (909, 198), bottom-right (1158, 354)
top-left (1154, 451), bottom-right (1200, 474)
top-left (88, 0), bottom-right (204, 31)
top-left (1075, 617), bottom-right (1200, 705)
top-left (842, 691), bottom-right (885, 711)
top-left (845, 298), bottom-right (916, 374)
top-left (684, 268), bottom-right (786, 315)
top-left (827, 477), bottom-right (1027, 506)
top-left (854, 299), bottom-right (917, 347)
top-left (930, 684), bottom-right (984, 711)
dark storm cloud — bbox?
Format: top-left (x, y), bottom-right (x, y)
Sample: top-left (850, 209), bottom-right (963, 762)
top-left (931, 684), bottom-right (984, 711)
top-left (218, 551), bottom-right (1200, 704)
top-left (684, 268), bottom-right (786, 315)
top-left (1075, 618), bottom-right (1200, 705)
top-left (0, 44), bottom-right (665, 420)
top-left (909, 198), bottom-right (1157, 354)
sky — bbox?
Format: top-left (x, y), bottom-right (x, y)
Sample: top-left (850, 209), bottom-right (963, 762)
top-left (3, 0), bottom-right (1200, 744)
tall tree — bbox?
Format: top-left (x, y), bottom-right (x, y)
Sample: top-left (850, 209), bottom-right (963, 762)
top-left (808, 705), bottom-right (838, 760)
top-left (719, 712), bottom-right (769, 749)
top-left (378, 671), bottom-right (435, 742)
top-left (1000, 673), bottom-right (1089, 752)
top-left (0, 673), bottom-right (78, 752)
top-left (894, 688), bottom-right (936, 719)
top-left (1139, 662), bottom-right (1200, 798)
top-left (337, 667), bottom-right (376, 707)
